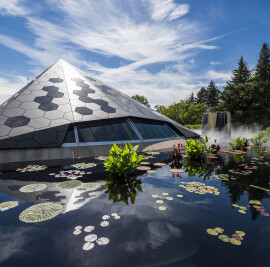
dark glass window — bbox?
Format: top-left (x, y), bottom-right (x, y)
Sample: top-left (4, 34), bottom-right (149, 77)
top-left (77, 119), bottom-right (139, 142)
top-left (63, 128), bottom-right (76, 143)
top-left (132, 119), bottom-right (177, 139)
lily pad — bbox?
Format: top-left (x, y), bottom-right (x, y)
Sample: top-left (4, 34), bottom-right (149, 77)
top-left (238, 210), bottom-right (246, 214)
top-left (169, 169), bottom-right (184, 173)
top-left (147, 170), bottom-right (157, 173)
top-left (158, 206), bottom-right (166, 211)
top-left (231, 234), bottom-right (243, 241)
top-left (176, 194), bottom-right (183, 198)
top-left (83, 242), bottom-right (95, 251)
top-left (73, 230), bottom-right (81, 235)
top-left (114, 215), bottom-right (121, 219)
top-left (140, 162), bottom-right (150, 165)
top-left (96, 237), bottom-right (110, 246)
top-left (100, 221), bottom-right (109, 227)
top-left (80, 182), bottom-right (101, 191)
top-left (207, 228), bottom-right (218, 236)
top-left (153, 162), bottom-right (167, 167)
top-left (235, 231), bottom-right (246, 236)
top-left (239, 206), bottom-right (247, 210)
top-left (57, 180), bottom-right (82, 189)
top-left (162, 193), bottom-right (168, 196)
top-left (218, 235), bottom-right (230, 242)
top-left (230, 238), bottom-right (242, 246)
top-left (84, 226), bottom-right (95, 232)
top-left (136, 166), bottom-right (151, 171)
top-left (85, 234), bottom-right (97, 242)
top-left (111, 213), bottom-right (118, 217)
top-left (0, 201), bottom-right (19, 211)
top-left (152, 195), bottom-right (159, 198)
top-left (19, 203), bottom-right (63, 223)
top-left (232, 204), bottom-right (239, 208)
top-left (102, 215), bottom-right (110, 220)
top-left (71, 162), bottom-right (97, 169)
top-left (166, 197), bottom-right (173, 200)
top-left (156, 200), bottom-right (164, 204)
top-left (214, 227), bottom-right (224, 234)
top-left (19, 183), bottom-right (47, 193)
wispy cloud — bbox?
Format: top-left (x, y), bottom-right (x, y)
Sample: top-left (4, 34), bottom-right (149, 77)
top-left (0, 0), bottom-right (29, 16)
top-left (0, 0), bottom-right (232, 105)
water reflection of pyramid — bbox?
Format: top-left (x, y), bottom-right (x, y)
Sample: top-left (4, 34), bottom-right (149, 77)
top-left (0, 59), bottom-right (199, 149)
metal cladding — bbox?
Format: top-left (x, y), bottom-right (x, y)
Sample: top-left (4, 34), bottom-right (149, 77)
top-left (0, 59), bottom-right (199, 149)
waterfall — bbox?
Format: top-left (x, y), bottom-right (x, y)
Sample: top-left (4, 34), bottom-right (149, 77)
top-left (216, 112), bottom-right (227, 132)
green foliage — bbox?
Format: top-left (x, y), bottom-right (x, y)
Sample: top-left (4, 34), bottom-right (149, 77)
top-left (206, 81), bottom-right (220, 107)
top-left (105, 176), bottom-right (142, 205)
top-left (104, 142), bottom-right (142, 178)
top-left (255, 43), bottom-right (270, 83)
top-left (228, 137), bottom-right (248, 150)
top-left (184, 124), bottom-right (202, 130)
top-left (250, 131), bottom-right (268, 146)
top-left (228, 56), bottom-right (251, 85)
top-left (184, 136), bottom-right (213, 161)
top-left (131, 95), bottom-right (150, 107)
top-left (155, 99), bottom-right (207, 125)
top-left (266, 127), bottom-right (270, 135)
top-left (196, 87), bottom-right (207, 104)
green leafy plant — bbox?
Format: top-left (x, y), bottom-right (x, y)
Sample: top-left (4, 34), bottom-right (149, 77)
top-left (184, 136), bottom-right (213, 161)
top-left (104, 142), bottom-right (142, 178)
top-left (250, 131), bottom-right (268, 146)
top-left (228, 137), bottom-right (249, 151)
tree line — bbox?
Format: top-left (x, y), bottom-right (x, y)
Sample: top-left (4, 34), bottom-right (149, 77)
top-left (132, 42), bottom-right (270, 127)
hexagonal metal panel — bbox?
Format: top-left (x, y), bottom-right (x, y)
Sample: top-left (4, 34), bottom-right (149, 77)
top-left (49, 78), bottom-right (63, 83)
top-left (85, 76), bottom-right (96, 82)
top-left (28, 117), bottom-right (51, 129)
top-left (82, 88), bottom-right (95, 94)
top-left (44, 110), bottom-right (64, 120)
top-left (101, 105), bottom-right (116, 113)
top-left (3, 108), bottom-right (25, 117)
top-left (79, 96), bottom-right (94, 103)
top-left (75, 107), bottom-right (93, 115)
top-left (42, 86), bottom-right (59, 92)
top-left (5, 116), bottom-right (30, 128)
top-left (47, 91), bottom-right (64, 98)
top-left (24, 109), bottom-right (45, 118)
top-left (73, 90), bottom-right (88, 97)
top-left (34, 96), bottom-right (53, 104)
top-left (0, 125), bottom-right (11, 136)
top-left (71, 78), bottom-right (84, 83)
top-left (76, 82), bottom-right (89, 88)
top-left (94, 99), bottom-right (109, 106)
top-left (39, 103), bottom-right (58, 111)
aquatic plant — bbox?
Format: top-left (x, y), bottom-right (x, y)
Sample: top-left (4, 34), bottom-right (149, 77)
top-left (16, 165), bottom-right (47, 172)
top-left (19, 183), bottom-right (47, 193)
top-left (19, 203), bottom-right (63, 223)
top-left (0, 201), bottom-right (19, 211)
top-left (71, 162), bottom-right (97, 169)
top-left (83, 242), bottom-right (95, 250)
top-left (57, 180), bottom-right (82, 189)
top-left (104, 142), bottom-right (142, 178)
top-left (96, 237), bottom-right (110, 246)
top-left (184, 136), bottom-right (213, 161)
top-left (228, 137), bottom-right (249, 151)
top-left (80, 182), bottom-right (101, 191)
top-left (250, 131), bottom-right (268, 146)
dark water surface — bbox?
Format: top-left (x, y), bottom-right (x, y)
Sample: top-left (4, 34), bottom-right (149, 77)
top-left (0, 149), bottom-right (269, 267)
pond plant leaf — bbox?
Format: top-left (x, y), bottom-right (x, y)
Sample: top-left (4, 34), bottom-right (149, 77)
top-left (96, 237), bottom-right (110, 246)
top-left (207, 229), bottom-right (218, 236)
top-left (153, 162), bottom-right (167, 167)
top-left (156, 200), bottom-right (164, 204)
top-left (169, 169), bottom-right (184, 173)
top-left (114, 215), bottom-right (121, 219)
top-left (85, 234), bottom-right (98, 242)
top-left (100, 221), bottom-right (109, 227)
top-left (83, 242), bottom-right (95, 251)
top-left (136, 166), bottom-right (151, 171)
top-left (147, 170), bottom-right (157, 173)
top-left (0, 201), bottom-right (19, 211)
top-left (231, 234), bottom-right (243, 241)
top-left (214, 227), bottom-right (224, 234)
top-left (19, 203), bottom-right (63, 223)
top-left (176, 194), bottom-right (183, 198)
top-left (73, 230), bottom-right (81, 235)
top-left (57, 180), bottom-right (82, 189)
top-left (218, 235), bottom-right (231, 242)
top-left (230, 238), bottom-right (242, 246)
top-left (235, 231), bottom-right (245, 236)
top-left (166, 197), bottom-right (173, 200)
top-left (75, 226), bottom-right (82, 230)
top-left (19, 183), bottom-right (47, 193)
top-left (162, 193), bottom-right (168, 196)
top-left (158, 206), bottom-right (166, 211)
top-left (80, 182), bottom-right (101, 191)
top-left (71, 163), bottom-right (97, 169)
top-left (111, 213), bottom-right (118, 217)
top-left (102, 215), bottom-right (110, 220)
top-left (238, 210), bottom-right (246, 214)
top-left (84, 226), bottom-right (95, 232)
top-left (152, 195), bottom-right (159, 198)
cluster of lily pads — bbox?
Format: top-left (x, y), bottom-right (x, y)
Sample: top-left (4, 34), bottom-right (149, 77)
top-left (136, 162), bottom-right (167, 172)
top-left (71, 163), bottom-right (97, 169)
top-left (0, 201), bottom-right (19, 212)
top-left (50, 170), bottom-right (90, 180)
top-left (249, 200), bottom-right (269, 217)
top-left (151, 192), bottom-right (183, 211)
top-left (16, 165), bottom-right (47, 172)
top-left (95, 156), bottom-right (108, 161)
top-left (179, 182), bottom-right (220, 196)
top-left (57, 180), bottom-right (101, 191)
top-left (73, 213), bottom-right (121, 251)
top-left (207, 227), bottom-right (245, 246)
top-left (232, 203), bottom-right (248, 214)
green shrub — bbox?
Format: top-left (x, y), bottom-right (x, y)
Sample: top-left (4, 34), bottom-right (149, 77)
top-left (250, 131), bottom-right (268, 146)
top-left (184, 124), bottom-right (202, 130)
top-left (184, 136), bottom-right (213, 161)
top-left (104, 142), bottom-right (142, 178)
top-left (228, 137), bottom-right (248, 150)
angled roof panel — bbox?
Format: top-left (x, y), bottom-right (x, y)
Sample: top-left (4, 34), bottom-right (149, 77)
top-left (0, 59), bottom-right (199, 149)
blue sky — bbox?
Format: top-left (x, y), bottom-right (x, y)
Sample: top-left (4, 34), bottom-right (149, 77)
top-left (0, 0), bottom-right (269, 106)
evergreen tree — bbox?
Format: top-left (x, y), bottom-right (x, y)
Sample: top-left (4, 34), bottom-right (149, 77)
top-left (206, 81), bottom-right (220, 107)
top-left (196, 87), bottom-right (207, 104)
top-left (189, 92), bottom-right (196, 104)
top-left (256, 43), bottom-right (270, 83)
top-left (229, 56), bottom-right (251, 84)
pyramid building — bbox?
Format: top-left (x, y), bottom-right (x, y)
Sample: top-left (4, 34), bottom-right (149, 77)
top-left (0, 59), bottom-right (199, 150)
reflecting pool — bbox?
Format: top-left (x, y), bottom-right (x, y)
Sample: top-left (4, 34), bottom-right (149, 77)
top-left (0, 149), bottom-right (269, 267)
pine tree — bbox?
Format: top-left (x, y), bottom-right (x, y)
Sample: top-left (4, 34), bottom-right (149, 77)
top-left (189, 92), bottom-right (196, 104)
top-left (256, 43), bottom-right (270, 83)
top-left (206, 81), bottom-right (220, 107)
top-left (229, 56), bottom-right (251, 84)
top-left (196, 87), bottom-right (207, 104)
